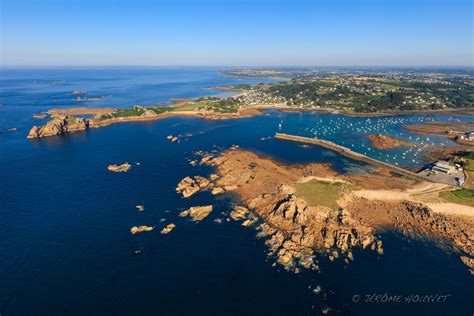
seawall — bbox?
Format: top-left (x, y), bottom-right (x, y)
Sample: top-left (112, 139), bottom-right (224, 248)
top-left (275, 133), bottom-right (432, 183)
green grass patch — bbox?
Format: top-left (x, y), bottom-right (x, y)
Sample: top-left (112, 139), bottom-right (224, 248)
top-left (440, 188), bottom-right (474, 207)
top-left (465, 159), bottom-right (474, 172)
top-left (295, 179), bottom-right (354, 209)
top-left (148, 106), bottom-right (172, 114)
top-left (110, 107), bottom-right (145, 118)
top-left (171, 103), bottom-right (207, 111)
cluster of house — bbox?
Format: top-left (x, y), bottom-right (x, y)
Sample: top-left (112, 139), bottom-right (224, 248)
top-left (458, 132), bottom-right (474, 141)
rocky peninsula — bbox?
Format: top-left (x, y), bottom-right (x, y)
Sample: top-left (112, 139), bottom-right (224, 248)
top-left (177, 149), bottom-right (473, 273)
top-left (26, 103), bottom-right (267, 139)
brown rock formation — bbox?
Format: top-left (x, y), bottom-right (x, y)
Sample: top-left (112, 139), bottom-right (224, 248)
top-left (176, 176), bottom-right (200, 198)
top-left (367, 133), bottom-right (410, 150)
top-left (130, 226), bottom-right (154, 235)
top-left (108, 163), bottom-right (131, 173)
top-left (230, 206), bottom-right (249, 220)
top-left (161, 223), bottom-right (176, 234)
top-left (199, 149), bottom-right (473, 272)
top-left (27, 116), bottom-right (89, 138)
top-left (183, 205), bottom-right (214, 221)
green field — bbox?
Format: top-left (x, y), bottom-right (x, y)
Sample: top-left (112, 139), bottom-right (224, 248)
top-left (464, 152), bottom-right (474, 172)
top-left (295, 179), bottom-right (354, 209)
top-left (440, 188), bottom-right (474, 207)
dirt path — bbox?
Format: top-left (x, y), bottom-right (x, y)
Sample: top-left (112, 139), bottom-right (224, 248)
top-left (351, 188), bottom-right (474, 218)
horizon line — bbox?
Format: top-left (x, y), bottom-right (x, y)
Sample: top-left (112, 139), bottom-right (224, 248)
top-left (1, 64), bottom-right (473, 69)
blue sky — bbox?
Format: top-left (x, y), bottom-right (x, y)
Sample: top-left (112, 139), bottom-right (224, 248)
top-left (1, 0), bottom-right (472, 66)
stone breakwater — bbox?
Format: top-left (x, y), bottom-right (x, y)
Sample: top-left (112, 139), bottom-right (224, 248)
top-left (275, 133), bottom-right (433, 182)
top-left (179, 149), bottom-right (473, 273)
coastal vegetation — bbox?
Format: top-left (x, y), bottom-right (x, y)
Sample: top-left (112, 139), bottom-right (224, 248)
top-left (224, 68), bottom-right (474, 113)
top-left (458, 152), bottom-right (474, 188)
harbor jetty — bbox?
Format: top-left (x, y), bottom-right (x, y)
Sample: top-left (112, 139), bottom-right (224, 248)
top-left (275, 133), bottom-right (432, 183)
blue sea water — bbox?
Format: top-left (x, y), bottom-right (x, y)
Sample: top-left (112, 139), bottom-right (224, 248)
top-left (0, 68), bottom-right (473, 315)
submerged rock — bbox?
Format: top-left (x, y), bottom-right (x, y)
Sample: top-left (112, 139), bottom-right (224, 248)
top-left (32, 113), bottom-right (47, 119)
top-left (130, 226), bottom-right (154, 235)
top-left (108, 163), bottom-right (132, 173)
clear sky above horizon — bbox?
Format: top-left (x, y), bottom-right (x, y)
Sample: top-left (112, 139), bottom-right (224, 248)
top-left (1, 0), bottom-right (473, 67)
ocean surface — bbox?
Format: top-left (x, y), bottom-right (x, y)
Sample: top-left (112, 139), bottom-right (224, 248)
top-left (0, 67), bottom-right (473, 315)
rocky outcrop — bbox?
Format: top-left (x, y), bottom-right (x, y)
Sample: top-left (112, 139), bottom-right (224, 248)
top-left (367, 134), bottom-right (410, 150)
top-left (195, 149), bottom-right (472, 272)
top-left (166, 135), bottom-right (179, 142)
top-left (27, 116), bottom-right (89, 138)
top-left (176, 174), bottom-right (224, 197)
top-left (211, 187), bottom-right (225, 195)
top-left (230, 206), bottom-right (249, 220)
top-left (176, 177), bottom-right (200, 198)
top-left (194, 176), bottom-right (211, 188)
top-left (161, 223), bottom-right (176, 234)
top-left (108, 163), bottom-right (131, 173)
top-left (177, 149), bottom-right (473, 273)
top-left (130, 226), bottom-right (154, 235)
top-left (245, 186), bottom-right (381, 271)
top-left (194, 149), bottom-right (381, 271)
top-left (182, 205), bottom-right (214, 221)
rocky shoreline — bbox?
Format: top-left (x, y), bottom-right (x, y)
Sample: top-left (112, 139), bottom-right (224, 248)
top-left (26, 103), bottom-right (474, 139)
top-left (405, 121), bottom-right (474, 147)
top-left (177, 149), bottom-right (473, 273)
top-left (26, 106), bottom-right (264, 139)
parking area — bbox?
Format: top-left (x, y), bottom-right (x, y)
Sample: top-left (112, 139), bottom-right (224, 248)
top-left (417, 168), bottom-right (465, 187)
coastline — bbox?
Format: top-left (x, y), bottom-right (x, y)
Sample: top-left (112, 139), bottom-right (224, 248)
top-left (26, 106), bottom-right (266, 139)
top-left (26, 103), bottom-right (474, 139)
top-left (183, 149), bottom-right (474, 273)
